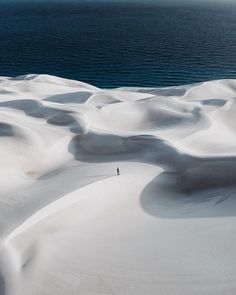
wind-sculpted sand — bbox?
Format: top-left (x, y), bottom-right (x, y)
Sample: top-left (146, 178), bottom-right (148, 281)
top-left (0, 74), bottom-right (236, 295)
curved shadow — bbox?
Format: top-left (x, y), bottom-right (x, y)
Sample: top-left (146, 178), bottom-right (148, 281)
top-left (0, 123), bottom-right (15, 137)
top-left (140, 170), bottom-right (236, 219)
top-left (201, 98), bottom-right (227, 106)
top-left (0, 99), bottom-right (73, 120)
top-left (68, 129), bottom-right (236, 219)
top-left (140, 154), bottom-right (236, 219)
top-left (68, 132), bottom-right (191, 167)
top-left (0, 99), bottom-right (89, 136)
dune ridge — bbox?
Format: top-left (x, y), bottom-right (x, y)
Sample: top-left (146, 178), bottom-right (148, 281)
top-left (0, 75), bottom-right (236, 294)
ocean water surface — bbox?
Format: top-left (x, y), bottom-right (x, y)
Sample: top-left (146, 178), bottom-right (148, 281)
top-left (0, 1), bottom-right (236, 88)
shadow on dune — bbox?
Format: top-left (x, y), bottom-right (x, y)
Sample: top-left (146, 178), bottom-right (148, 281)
top-left (201, 98), bottom-right (227, 106)
top-left (142, 87), bottom-right (188, 97)
top-left (0, 99), bottom-right (47, 118)
top-left (0, 99), bottom-right (87, 131)
top-left (0, 123), bottom-right (15, 137)
top-left (44, 91), bottom-right (92, 104)
top-left (0, 274), bottom-right (5, 295)
top-left (0, 90), bottom-right (12, 95)
top-left (140, 170), bottom-right (236, 219)
top-left (0, 99), bottom-right (73, 119)
top-left (123, 84), bottom-right (194, 97)
top-left (68, 132), bottom-right (190, 166)
top-left (69, 130), bottom-right (236, 218)
top-left (140, 154), bottom-right (236, 218)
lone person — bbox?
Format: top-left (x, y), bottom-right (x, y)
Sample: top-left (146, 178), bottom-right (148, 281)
top-left (117, 167), bottom-right (120, 176)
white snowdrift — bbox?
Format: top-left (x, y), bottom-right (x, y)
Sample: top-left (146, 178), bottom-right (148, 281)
top-left (0, 74), bottom-right (236, 295)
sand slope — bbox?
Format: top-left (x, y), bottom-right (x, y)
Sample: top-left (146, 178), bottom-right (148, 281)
top-left (0, 75), bottom-right (236, 295)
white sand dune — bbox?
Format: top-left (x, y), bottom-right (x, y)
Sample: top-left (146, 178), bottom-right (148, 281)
top-left (0, 74), bottom-right (236, 295)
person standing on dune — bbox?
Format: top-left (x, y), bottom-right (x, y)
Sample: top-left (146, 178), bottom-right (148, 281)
top-left (117, 167), bottom-right (120, 176)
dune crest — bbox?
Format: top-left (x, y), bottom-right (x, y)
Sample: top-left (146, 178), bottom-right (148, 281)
top-left (0, 75), bottom-right (236, 295)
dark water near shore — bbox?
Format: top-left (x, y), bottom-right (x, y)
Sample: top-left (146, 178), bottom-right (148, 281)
top-left (0, 1), bottom-right (236, 88)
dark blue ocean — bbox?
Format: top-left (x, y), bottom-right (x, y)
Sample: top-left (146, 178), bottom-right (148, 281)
top-left (1, 1), bottom-right (236, 88)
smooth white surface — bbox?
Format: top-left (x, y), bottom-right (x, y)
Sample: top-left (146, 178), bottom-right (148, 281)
top-left (0, 75), bottom-right (236, 295)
